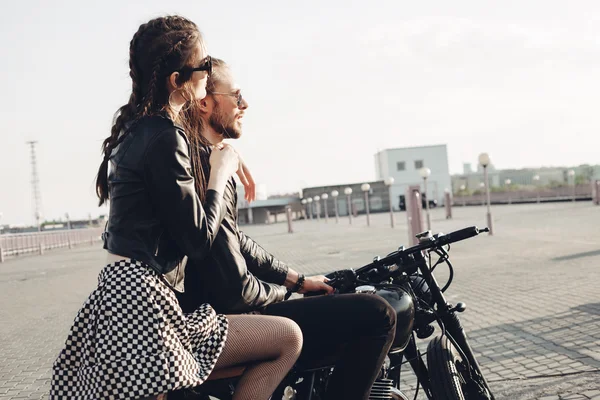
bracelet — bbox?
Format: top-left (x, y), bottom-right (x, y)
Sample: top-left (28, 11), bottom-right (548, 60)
top-left (291, 274), bottom-right (306, 293)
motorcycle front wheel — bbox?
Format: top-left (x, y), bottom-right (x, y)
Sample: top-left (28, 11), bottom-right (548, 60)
top-left (426, 336), bottom-right (493, 400)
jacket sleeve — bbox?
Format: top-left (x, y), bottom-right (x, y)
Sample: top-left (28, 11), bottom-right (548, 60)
top-left (238, 231), bottom-right (289, 285)
top-left (144, 127), bottom-right (225, 261)
top-left (223, 250), bottom-right (289, 313)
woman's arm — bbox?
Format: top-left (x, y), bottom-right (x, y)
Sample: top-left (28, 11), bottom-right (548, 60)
top-left (144, 127), bottom-right (233, 261)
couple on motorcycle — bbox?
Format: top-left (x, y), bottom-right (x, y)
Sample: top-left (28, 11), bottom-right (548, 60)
top-left (50, 15), bottom-right (397, 400)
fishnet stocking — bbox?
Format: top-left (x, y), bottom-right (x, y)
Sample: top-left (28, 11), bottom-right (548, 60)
top-left (214, 314), bottom-right (303, 400)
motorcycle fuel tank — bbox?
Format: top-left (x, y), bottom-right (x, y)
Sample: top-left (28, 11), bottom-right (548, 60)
top-left (374, 287), bottom-right (415, 352)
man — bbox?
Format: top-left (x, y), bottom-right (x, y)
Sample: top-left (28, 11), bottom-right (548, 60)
top-left (179, 58), bottom-right (397, 400)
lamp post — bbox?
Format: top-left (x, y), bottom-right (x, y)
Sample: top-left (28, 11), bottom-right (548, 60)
top-left (444, 189), bottom-right (452, 219)
top-left (344, 188), bottom-right (353, 224)
top-left (568, 169), bottom-right (576, 202)
top-left (322, 193), bottom-right (329, 223)
top-left (478, 153), bottom-right (493, 235)
top-left (307, 198), bottom-right (313, 220)
top-left (35, 211), bottom-right (42, 232)
top-left (479, 182), bottom-right (485, 206)
top-left (301, 199), bottom-right (307, 219)
top-left (384, 177), bottom-right (395, 228)
top-left (65, 213), bottom-right (71, 230)
top-left (313, 196), bottom-right (321, 221)
top-left (331, 190), bottom-right (339, 223)
top-left (361, 183), bottom-right (371, 227)
top-left (419, 168), bottom-right (432, 230)
top-left (505, 179), bottom-right (512, 204)
top-left (533, 175), bottom-right (540, 203)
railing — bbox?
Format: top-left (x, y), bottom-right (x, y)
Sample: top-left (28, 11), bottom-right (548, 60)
top-left (453, 184), bottom-right (594, 206)
top-left (0, 228), bottom-right (104, 262)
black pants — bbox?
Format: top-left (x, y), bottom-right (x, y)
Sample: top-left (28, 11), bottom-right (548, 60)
top-left (263, 293), bottom-right (397, 400)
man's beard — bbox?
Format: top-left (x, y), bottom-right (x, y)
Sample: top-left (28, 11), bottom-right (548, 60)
top-left (209, 102), bottom-right (242, 139)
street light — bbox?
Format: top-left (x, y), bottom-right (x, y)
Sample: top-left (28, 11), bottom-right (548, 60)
top-left (321, 193), bottom-right (329, 223)
top-left (361, 183), bottom-right (371, 227)
top-left (301, 199), bottom-right (308, 219)
top-left (384, 177), bottom-right (395, 228)
top-left (313, 196), bottom-right (321, 221)
top-left (568, 169), bottom-right (576, 202)
top-left (505, 179), bottom-right (512, 205)
top-left (419, 168), bottom-right (432, 230)
top-left (460, 184), bottom-right (466, 207)
top-left (35, 211), bottom-right (42, 232)
top-left (533, 175), bottom-right (540, 203)
top-left (65, 213), bottom-right (71, 230)
top-left (344, 187), bottom-right (353, 224)
top-left (307, 198), bottom-right (313, 220)
top-left (478, 152), bottom-right (493, 235)
top-left (331, 190), bottom-right (339, 223)
top-left (479, 182), bottom-right (485, 206)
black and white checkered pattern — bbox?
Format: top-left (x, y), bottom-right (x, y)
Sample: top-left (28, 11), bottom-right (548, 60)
top-left (50, 259), bottom-right (228, 400)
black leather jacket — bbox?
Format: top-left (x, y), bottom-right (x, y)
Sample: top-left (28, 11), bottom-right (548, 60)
top-left (180, 147), bottom-right (289, 314)
top-left (102, 115), bottom-right (225, 288)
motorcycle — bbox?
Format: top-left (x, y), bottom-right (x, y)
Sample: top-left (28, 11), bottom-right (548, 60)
top-left (182, 226), bottom-right (495, 400)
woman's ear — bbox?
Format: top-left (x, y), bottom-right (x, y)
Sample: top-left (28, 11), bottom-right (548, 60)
top-left (168, 71), bottom-right (180, 91)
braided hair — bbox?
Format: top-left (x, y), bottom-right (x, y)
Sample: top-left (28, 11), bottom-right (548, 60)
top-left (95, 16), bottom-right (204, 206)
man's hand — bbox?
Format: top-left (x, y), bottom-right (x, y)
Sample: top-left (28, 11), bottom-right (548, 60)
top-left (298, 275), bottom-right (334, 295)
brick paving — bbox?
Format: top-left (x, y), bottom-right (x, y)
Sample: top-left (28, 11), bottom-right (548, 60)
top-left (1, 202), bottom-right (599, 399)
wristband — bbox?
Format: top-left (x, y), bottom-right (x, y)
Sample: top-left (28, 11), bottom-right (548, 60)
top-left (291, 274), bottom-right (306, 293)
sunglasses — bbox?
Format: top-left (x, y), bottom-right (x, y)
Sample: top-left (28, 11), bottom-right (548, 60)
top-left (177, 55), bottom-right (212, 75)
top-left (210, 90), bottom-right (244, 107)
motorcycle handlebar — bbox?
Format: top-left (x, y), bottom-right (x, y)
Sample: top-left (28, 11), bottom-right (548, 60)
top-left (435, 226), bottom-right (489, 247)
top-left (355, 225), bottom-right (488, 275)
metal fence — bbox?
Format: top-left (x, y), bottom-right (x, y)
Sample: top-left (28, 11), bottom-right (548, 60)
top-left (0, 228), bottom-right (104, 262)
top-left (453, 184), bottom-right (594, 206)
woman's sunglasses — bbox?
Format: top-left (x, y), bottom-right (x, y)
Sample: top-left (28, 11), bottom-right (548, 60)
top-left (176, 55), bottom-right (212, 76)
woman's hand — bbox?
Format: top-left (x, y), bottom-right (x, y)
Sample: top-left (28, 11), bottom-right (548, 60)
top-left (209, 143), bottom-right (240, 178)
top-left (236, 156), bottom-right (256, 203)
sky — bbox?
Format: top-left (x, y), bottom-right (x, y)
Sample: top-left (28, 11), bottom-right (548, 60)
top-left (1, 0), bottom-right (599, 225)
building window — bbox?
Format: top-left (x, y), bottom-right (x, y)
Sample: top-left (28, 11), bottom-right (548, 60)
top-left (414, 160), bottom-right (424, 169)
top-left (397, 162), bottom-right (405, 171)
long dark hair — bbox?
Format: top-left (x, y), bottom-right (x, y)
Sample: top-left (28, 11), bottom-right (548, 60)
top-left (181, 57), bottom-right (228, 203)
top-left (95, 16), bottom-right (204, 206)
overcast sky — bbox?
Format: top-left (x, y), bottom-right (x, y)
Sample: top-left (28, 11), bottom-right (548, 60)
top-left (1, 0), bottom-right (599, 225)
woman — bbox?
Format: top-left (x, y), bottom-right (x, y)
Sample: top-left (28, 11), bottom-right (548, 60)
top-left (50, 16), bottom-right (302, 400)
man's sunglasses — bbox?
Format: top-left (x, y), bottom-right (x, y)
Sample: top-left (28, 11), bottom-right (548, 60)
top-left (210, 90), bottom-right (244, 107)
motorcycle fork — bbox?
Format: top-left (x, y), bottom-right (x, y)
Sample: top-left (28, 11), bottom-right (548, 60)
top-left (414, 252), bottom-right (494, 398)
top-left (440, 312), bottom-right (495, 399)
top-left (404, 334), bottom-right (434, 400)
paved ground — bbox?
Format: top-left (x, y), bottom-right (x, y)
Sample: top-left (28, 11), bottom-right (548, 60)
top-left (1, 202), bottom-right (599, 399)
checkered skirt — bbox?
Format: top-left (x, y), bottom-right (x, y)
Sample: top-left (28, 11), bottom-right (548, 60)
top-left (50, 259), bottom-right (228, 400)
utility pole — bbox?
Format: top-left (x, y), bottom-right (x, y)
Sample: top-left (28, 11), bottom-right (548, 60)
top-left (27, 141), bottom-right (43, 231)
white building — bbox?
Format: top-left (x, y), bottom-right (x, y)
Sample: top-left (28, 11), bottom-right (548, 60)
top-left (375, 145), bottom-right (452, 209)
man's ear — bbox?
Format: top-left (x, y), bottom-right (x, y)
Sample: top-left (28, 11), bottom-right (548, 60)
top-left (198, 96), bottom-right (211, 113)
